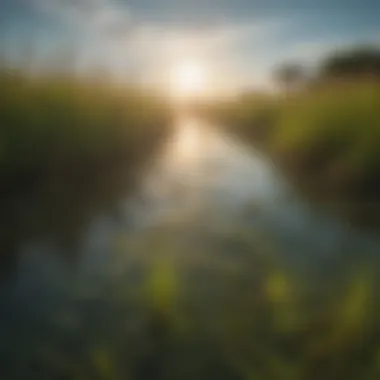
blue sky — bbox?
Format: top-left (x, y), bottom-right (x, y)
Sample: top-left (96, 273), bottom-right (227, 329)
top-left (1, 0), bottom-right (379, 91)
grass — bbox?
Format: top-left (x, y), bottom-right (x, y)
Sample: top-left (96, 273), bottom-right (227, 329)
top-left (273, 81), bottom-right (380, 199)
top-left (203, 80), bottom-right (380, 225)
top-left (0, 67), bottom-right (171, 257)
top-left (0, 68), bottom-right (170, 185)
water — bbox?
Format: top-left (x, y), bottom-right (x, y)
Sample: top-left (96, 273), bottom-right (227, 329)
top-left (1, 117), bottom-right (379, 379)
top-left (124, 117), bottom-right (378, 264)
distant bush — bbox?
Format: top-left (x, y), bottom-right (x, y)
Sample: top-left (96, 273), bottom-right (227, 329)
top-left (320, 46), bottom-right (380, 79)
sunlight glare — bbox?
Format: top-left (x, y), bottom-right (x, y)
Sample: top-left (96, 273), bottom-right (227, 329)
top-left (171, 61), bottom-right (206, 98)
top-left (176, 119), bottom-right (200, 161)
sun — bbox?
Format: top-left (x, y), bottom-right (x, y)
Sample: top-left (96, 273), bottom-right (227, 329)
top-left (170, 61), bottom-right (206, 98)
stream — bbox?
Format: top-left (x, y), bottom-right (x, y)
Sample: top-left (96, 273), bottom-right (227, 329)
top-left (1, 117), bottom-right (379, 379)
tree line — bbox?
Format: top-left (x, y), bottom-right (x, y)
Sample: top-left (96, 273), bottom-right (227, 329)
top-left (275, 45), bottom-right (380, 91)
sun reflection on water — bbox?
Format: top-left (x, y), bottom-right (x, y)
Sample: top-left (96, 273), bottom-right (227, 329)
top-left (172, 118), bottom-right (203, 164)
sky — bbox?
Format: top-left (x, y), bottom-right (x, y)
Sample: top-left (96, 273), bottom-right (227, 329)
top-left (0, 0), bottom-right (379, 92)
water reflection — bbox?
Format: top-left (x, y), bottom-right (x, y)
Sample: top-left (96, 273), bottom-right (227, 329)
top-left (172, 119), bottom-right (203, 165)
top-left (139, 118), bottom-right (283, 222)
top-left (2, 116), bottom-right (379, 282)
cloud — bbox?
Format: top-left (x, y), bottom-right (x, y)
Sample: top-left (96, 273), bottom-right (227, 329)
top-left (28, 0), bottom-right (293, 91)
top-left (33, 0), bottom-right (132, 37)
top-left (123, 18), bottom-right (288, 89)
top-left (3, 0), bottom-right (380, 91)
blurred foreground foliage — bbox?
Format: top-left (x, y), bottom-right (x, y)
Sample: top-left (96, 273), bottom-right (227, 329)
top-left (0, 223), bottom-right (378, 380)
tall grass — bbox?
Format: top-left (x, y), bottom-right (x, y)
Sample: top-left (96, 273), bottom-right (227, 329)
top-left (0, 67), bottom-right (171, 257)
top-left (273, 81), bottom-right (380, 199)
top-left (0, 69), bottom-right (170, 187)
top-left (204, 81), bottom-right (380, 225)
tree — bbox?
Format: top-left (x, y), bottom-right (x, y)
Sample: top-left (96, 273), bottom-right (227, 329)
top-left (320, 46), bottom-right (380, 79)
top-left (274, 63), bottom-right (305, 93)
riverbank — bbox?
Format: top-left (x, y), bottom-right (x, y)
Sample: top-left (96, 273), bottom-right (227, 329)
top-left (203, 80), bottom-right (380, 226)
top-left (0, 69), bottom-right (172, 259)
